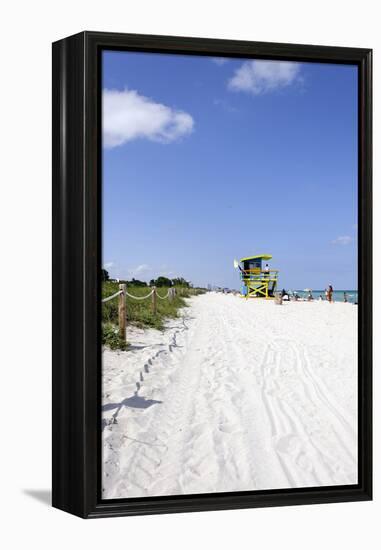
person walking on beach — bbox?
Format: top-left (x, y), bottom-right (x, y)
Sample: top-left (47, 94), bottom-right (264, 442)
top-left (344, 291), bottom-right (348, 303)
top-left (327, 284), bottom-right (334, 303)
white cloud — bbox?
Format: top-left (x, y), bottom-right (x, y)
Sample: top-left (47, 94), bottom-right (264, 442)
top-left (331, 235), bottom-right (353, 246)
top-left (128, 264), bottom-right (151, 277)
top-left (103, 88), bottom-right (194, 148)
top-left (228, 60), bottom-right (301, 95)
top-left (104, 261), bottom-right (114, 269)
top-left (212, 57), bottom-right (229, 66)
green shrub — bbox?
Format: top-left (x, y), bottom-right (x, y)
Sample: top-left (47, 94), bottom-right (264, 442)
top-left (102, 322), bottom-right (128, 351)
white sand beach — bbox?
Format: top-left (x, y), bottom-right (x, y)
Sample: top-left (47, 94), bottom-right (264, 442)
top-left (102, 292), bottom-right (358, 499)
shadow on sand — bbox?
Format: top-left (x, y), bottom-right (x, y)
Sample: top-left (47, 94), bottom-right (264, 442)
top-left (103, 394), bottom-right (162, 413)
top-left (102, 393), bottom-right (162, 430)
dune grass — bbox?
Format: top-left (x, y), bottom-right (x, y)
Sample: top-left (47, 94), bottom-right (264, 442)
top-left (102, 282), bottom-right (205, 349)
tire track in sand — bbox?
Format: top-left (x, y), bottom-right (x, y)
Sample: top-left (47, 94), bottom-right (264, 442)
top-left (258, 339), bottom-right (357, 487)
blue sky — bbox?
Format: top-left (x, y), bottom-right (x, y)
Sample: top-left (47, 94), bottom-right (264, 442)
top-left (102, 51), bottom-right (358, 290)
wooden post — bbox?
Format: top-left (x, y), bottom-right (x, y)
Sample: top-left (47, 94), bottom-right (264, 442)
top-left (118, 283), bottom-right (126, 341)
top-left (152, 286), bottom-right (157, 315)
top-left (169, 287), bottom-right (173, 302)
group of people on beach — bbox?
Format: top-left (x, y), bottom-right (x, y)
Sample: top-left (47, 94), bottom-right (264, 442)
top-left (264, 261), bottom-right (351, 304)
top-left (281, 285), bottom-right (337, 303)
top-left (301, 286), bottom-right (335, 302)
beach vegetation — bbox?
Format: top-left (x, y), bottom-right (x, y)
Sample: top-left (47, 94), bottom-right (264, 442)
top-left (102, 279), bottom-right (206, 349)
top-left (149, 276), bottom-right (173, 287)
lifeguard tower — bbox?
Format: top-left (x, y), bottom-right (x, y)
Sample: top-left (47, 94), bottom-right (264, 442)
top-left (235, 254), bottom-right (279, 299)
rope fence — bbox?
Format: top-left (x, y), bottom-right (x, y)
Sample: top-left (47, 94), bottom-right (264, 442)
top-left (125, 288), bottom-right (155, 300)
top-left (101, 284), bottom-right (177, 344)
top-left (101, 289), bottom-right (123, 303)
top-left (156, 289), bottom-right (172, 300)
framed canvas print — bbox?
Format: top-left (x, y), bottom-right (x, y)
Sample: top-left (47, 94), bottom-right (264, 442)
top-left (52, 31), bottom-right (372, 518)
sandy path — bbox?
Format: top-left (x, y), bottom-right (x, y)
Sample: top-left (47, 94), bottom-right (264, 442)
top-left (102, 293), bottom-right (357, 498)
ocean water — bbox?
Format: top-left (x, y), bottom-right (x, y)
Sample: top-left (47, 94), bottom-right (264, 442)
top-left (294, 290), bottom-right (358, 304)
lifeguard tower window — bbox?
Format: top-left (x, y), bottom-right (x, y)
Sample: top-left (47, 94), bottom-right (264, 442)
top-left (243, 260), bottom-right (261, 271)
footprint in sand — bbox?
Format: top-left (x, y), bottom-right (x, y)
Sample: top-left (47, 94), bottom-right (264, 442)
top-left (275, 434), bottom-right (301, 454)
top-left (218, 422), bottom-right (241, 434)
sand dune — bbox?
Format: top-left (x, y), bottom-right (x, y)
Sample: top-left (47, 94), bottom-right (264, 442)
top-left (102, 292), bottom-right (357, 499)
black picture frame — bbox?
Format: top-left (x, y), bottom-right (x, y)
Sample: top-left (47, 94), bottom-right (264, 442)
top-left (52, 31), bottom-right (372, 519)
